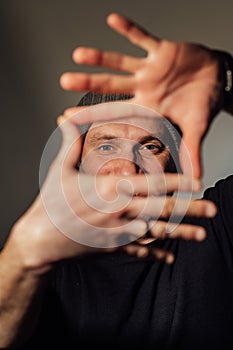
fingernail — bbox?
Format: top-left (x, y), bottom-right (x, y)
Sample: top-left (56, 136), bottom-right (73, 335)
top-left (57, 115), bottom-right (66, 126)
top-left (206, 204), bottom-right (217, 217)
top-left (195, 228), bottom-right (206, 241)
top-left (134, 221), bottom-right (148, 236)
top-left (166, 254), bottom-right (174, 264)
top-left (136, 247), bottom-right (149, 258)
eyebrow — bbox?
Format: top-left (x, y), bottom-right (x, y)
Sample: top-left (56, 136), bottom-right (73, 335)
top-left (86, 134), bottom-right (119, 145)
top-left (138, 135), bottom-right (164, 145)
top-left (86, 133), bottom-right (163, 146)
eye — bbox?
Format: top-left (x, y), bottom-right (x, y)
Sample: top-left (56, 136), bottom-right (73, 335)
top-left (98, 144), bottom-right (113, 152)
top-left (96, 143), bottom-right (118, 155)
top-left (143, 144), bottom-right (158, 151)
top-left (139, 142), bottom-right (164, 155)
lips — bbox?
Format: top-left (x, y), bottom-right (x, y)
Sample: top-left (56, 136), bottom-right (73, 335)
top-left (133, 193), bottom-right (145, 198)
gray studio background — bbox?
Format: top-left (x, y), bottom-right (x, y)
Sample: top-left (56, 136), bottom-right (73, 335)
top-left (1, 0), bottom-right (233, 246)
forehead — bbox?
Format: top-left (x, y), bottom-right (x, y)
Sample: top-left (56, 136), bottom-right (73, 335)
top-left (86, 116), bottom-right (166, 141)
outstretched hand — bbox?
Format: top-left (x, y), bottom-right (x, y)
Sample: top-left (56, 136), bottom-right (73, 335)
top-left (11, 104), bottom-right (217, 267)
top-left (60, 13), bottom-right (223, 178)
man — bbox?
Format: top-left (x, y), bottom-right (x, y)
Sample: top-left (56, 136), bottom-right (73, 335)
top-left (57, 12), bottom-right (233, 349)
top-left (0, 96), bottom-right (215, 349)
top-left (2, 11), bottom-right (233, 349)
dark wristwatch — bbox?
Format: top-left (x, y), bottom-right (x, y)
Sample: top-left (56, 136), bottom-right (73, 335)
top-left (213, 49), bottom-right (233, 113)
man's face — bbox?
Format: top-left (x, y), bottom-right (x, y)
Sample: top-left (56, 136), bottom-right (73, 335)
top-left (80, 116), bottom-right (174, 176)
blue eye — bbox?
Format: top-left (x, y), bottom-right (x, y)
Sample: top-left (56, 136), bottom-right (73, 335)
top-left (98, 144), bottom-right (114, 152)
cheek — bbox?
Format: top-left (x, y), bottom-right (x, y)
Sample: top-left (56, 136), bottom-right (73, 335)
top-left (162, 147), bottom-right (178, 173)
top-left (142, 150), bottom-right (171, 174)
top-left (80, 153), bottom-right (106, 175)
top-left (80, 152), bottom-right (118, 175)
top-left (160, 150), bottom-right (177, 173)
top-left (142, 158), bottom-right (164, 174)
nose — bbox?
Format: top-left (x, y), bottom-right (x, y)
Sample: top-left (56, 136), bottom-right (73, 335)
top-left (98, 158), bottom-right (142, 176)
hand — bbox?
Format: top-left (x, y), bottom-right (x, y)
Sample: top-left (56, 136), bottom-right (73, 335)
top-left (60, 13), bottom-right (223, 178)
top-left (10, 104), bottom-right (217, 268)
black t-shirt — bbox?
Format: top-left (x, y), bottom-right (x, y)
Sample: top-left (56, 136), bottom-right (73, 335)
top-left (24, 176), bottom-right (233, 350)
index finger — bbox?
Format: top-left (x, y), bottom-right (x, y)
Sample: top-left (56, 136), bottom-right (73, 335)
top-left (68, 101), bottom-right (156, 125)
top-left (117, 173), bottom-right (202, 196)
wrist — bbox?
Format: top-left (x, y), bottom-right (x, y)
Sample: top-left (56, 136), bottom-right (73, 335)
top-left (212, 49), bottom-right (233, 114)
top-left (6, 223), bottom-right (53, 275)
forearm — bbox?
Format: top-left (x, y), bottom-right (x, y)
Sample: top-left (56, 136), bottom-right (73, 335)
top-left (0, 231), bottom-right (52, 348)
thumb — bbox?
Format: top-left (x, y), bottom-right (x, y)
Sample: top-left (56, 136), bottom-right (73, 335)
top-left (180, 131), bottom-right (203, 179)
top-left (56, 115), bottom-right (83, 168)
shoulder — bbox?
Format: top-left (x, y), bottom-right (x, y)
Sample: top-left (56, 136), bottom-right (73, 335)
top-left (203, 175), bottom-right (233, 253)
top-left (203, 175), bottom-right (233, 203)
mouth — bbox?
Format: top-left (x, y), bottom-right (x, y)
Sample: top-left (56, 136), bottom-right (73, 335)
top-left (133, 193), bottom-right (146, 198)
